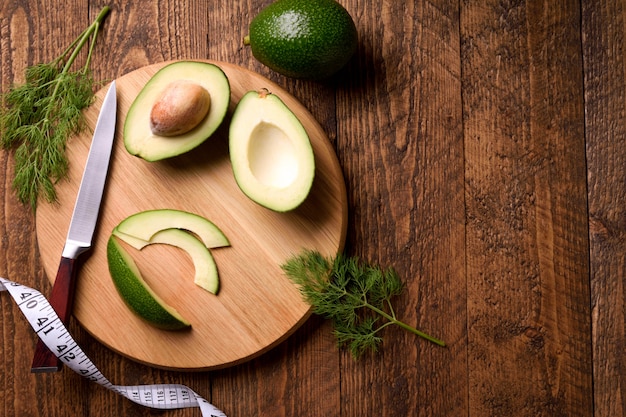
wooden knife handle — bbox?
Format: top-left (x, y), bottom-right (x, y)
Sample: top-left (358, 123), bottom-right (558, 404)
top-left (31, 256), bottom-right (78, 373)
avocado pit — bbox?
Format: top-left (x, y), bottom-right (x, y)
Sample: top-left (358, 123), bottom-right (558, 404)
top-left (150, 80), bottom-right (211, 137)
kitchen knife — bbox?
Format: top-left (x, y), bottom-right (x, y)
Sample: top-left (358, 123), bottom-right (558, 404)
top-left (31, 81), bottom-right (117, 373)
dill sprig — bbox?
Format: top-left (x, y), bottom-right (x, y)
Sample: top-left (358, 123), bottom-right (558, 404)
top-left (281, 250), bottom-right (446, 358)
top-left (0, 6), bottom-right (110, 209)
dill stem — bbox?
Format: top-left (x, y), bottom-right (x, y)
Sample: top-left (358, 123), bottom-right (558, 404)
top-left (46, 6), bottom-right (110, 119)
top-left (335, 283), bottom-right (446, 347)
top-left (365, 301), bottom-right (446, 347)
top-left (62, 6), bottom-right (110, 75)
top-left (367, 301), bottom-right (446, 346)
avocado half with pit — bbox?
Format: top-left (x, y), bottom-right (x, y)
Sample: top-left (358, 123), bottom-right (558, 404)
top-left (124, 61), bottom-right (230, 161)
top-left (229, 89), bottom-right (315, 212)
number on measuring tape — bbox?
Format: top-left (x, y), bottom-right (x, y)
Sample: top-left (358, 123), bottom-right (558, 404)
top-left (0, 277), bottom-right (227, 417)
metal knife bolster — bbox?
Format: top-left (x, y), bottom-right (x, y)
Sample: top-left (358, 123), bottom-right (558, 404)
top-left (61, 239), bottom-right (92, 259)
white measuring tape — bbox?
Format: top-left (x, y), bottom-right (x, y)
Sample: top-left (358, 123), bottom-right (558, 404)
top-left (0, 276), bottom-right (227, 417)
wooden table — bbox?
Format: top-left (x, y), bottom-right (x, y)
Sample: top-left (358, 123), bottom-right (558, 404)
top-left (0, 1), bottom-right (623, 416)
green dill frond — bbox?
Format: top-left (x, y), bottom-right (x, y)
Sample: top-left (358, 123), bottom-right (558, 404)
top-left (281, 249), bottom-right (446, 359)
top-left (0, 6), bottom-right (109, 209)
top-left (24, 62), bottom-right (60, 87)
top-left (282, 249), bottom-right (332, 295)
top-left (334, 317), bottom-right (382, 358)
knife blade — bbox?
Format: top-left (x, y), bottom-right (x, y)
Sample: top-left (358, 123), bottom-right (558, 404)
top-left (31, 81), bottom-right (117, 373)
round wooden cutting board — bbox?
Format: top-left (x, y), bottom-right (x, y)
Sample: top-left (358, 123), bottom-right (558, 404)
top-left (35, 60), bottom-right (348, 370)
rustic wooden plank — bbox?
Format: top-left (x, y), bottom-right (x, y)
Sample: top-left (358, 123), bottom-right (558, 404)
top-left (2, 0), bottom-right (343, 415)
top-left (0, 2), bottom-right (91, 416)
top-left (211, 1), bottom-right (343, 414)
top-left (461, 1), bottom-right (593, 415)
top-left (336, 1), bottom-right (466, 416)
top-left (0, 2), bottom-right (211, 416)
top-left (5, 0), bottom-right (623, 416)
top-left (581, 1), bottom-right (626, 416)
top-left (205, 2), bottom-right (343, 416)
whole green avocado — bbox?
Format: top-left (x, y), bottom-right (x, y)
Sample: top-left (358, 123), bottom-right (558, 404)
top-left (245, 0), bottom-right (358, 79)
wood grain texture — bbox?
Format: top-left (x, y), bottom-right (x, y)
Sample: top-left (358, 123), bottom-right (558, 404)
top-left (35, 61), bottom-right (348, 370)
top-left (461, 1), bottom-right (592, 415)
top-left (2, 0), bottom-right (625, 416)
top-left (336, 1), bottom-right (467, 416)
top-left (582, 1), bottom-right (626, 416)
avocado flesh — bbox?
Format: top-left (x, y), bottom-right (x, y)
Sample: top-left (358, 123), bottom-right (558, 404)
top-left (124, 61), bottom-right (230, 161)
top-left (107, 236), bottom-right (191, 330)
top-left (112, 227), bottom-right (221, 295)
top-left (229, 90), bottom-right (315, 212)
top-left (112, 209), bottom-right (230, 250)
top-left (146, 228), bottom-right (220, 294)
top-left (110, 209), bottom-right (229, 300)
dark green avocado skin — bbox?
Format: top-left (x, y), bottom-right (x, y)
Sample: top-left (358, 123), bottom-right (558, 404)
top-left (249, 0), bottom-right (358, 79)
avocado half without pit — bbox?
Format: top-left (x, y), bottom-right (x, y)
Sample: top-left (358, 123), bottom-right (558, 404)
top-left (229, 89), bottom-right (315, 212)
top-left (124, 61), bottom-right (231, 161)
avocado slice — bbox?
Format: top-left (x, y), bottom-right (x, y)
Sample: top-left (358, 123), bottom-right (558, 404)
top-left (124, 61), bottom-right (230, 161)
top-left (144, 228), bottom-right (220, 294)
top-left (112, 209), bottom-right (230, 250)
top-left (111, 209), bottom-right (229, 295)
top-left (229, 89), bottom-right (315, 212)
top-left (107, 235), bottom-right (191, 330)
